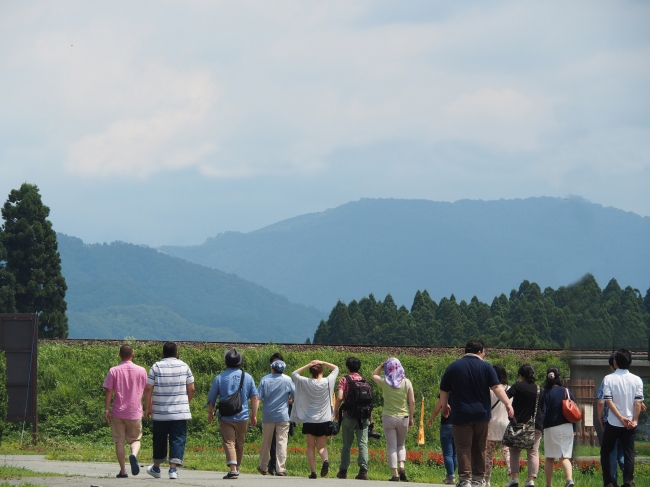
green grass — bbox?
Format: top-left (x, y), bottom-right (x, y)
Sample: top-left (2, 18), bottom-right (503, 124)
top-left (0, 465), bottom-right (62, 479)
top-left (0, 483), bottom-right (45, 487)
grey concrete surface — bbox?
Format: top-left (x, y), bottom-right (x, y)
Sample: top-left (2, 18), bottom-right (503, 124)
top-left (0, 455), bottom-right (443, 486)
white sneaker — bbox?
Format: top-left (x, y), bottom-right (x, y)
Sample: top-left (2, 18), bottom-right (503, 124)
top-left (472, 480), bottom-right (486, 487)
top-left (524, 481), bottom-right (535, 487)
top-left (146, 465), bottom-right (161, 479)
top-left (169, 468), bottom-right (178, 479)
top-left (457, 481), bottom-right (472, 487)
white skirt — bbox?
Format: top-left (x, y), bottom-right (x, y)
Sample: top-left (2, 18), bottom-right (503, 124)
top-left (544, 423), bottom-right (573, 459)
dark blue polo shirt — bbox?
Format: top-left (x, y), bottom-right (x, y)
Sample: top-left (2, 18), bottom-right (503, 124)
top-left (440, 355), bottom-right (500, 425)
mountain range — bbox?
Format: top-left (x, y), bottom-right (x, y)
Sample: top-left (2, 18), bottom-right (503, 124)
top-left (160, 197), bottom-right (650, 311)
top-left (58, 234), bottom-right (323, 342)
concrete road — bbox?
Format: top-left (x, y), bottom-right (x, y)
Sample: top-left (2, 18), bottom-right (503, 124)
top-left (0, 455), bottom-right (444, 486)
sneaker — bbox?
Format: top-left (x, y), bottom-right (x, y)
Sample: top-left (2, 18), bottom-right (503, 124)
top-left (276, 471), bottom-right (288, 476)
top-left (355, 468), bottom-right (368, 480)
top-left (457, 481), bottom-right (472, 487)
top-left (472, 480), bottom-right (486, 487)
top-left (168, 468), bottom-right (178, 480)
top-left (223, 471), bottom-right (239, 479)
top-left (116, 472), bottom-right (128, 478)
top-left (389, 476), bottom-right (400, 482)
top-left (524, 481), bottom-right (535, 487)
top-left (337, 469), bottom-right (347, 479)
top-left (146, 465), bottom-right (161, 479)
top-left (506, 480), bottom-right (520, 487)
top-left (309, 472), bottom-right (317, 479)
top-left (129, 454), bottom-right (140, 476)
top-left (257, 466), bottom-right (269, 475)
top-left (444, 477), bottom-right (456, 485)
top-left (565, 481), bottom-right (574, 487)
top-left (321, 460), bottom-right (330, 477)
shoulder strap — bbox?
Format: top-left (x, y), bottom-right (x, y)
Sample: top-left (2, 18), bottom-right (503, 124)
top-left (238, 370), bottom-right (245, 391)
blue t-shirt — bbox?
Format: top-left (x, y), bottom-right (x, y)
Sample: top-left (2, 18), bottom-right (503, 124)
top-left (596, 380), bottom-right (610, 424)
top-left (258, 373), bottom-right (295, 423)
top-left (439, 355), bottom-right (500, 424)
top-left (207, 369), bottom-right (258, 422)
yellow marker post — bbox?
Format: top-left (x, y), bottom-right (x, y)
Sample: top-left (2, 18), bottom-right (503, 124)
top-left (417, 396), bottom-right (425, 445)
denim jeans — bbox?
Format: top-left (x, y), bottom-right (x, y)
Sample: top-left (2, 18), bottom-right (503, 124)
top-left (609, 438), bottom-right (625, 487)
top-left (152, 420), bottom-right (187, 466)
top-left (440, 423), bottom-right (458, 479)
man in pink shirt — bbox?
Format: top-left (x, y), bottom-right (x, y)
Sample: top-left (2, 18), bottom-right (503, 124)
top-left (103, 344), bottom-right (148, 478)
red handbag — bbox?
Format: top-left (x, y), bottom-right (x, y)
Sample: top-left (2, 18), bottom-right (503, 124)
top-left (562, 387), bottom-right (582, 423)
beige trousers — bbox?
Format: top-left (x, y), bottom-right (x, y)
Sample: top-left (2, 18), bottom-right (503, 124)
top-left (259, 422), bottom-right (290, 473)
top-left (219, 419), bottom-right (248, 466)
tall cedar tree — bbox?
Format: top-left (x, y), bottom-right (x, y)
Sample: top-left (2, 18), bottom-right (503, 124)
top-left (1, 184), bottom-right (68, 337)
top-left (0, 241), bottom-right (16, 313)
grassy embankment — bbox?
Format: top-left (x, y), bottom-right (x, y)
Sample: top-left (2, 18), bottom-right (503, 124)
top-left (1, 341), bottom-right (648, 485)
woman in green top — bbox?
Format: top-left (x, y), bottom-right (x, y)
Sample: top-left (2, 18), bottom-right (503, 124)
top-left (372, 358), bottom-right (415, 482)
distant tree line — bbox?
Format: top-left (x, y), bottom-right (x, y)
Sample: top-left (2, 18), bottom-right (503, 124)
top-left (313, 275), bottom-right (650, 350)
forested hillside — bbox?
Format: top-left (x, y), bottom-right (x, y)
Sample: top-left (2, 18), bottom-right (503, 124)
top-left (313, 275), bottom-right (650, 349)
top-left (58, 234), bottom-right (323, 342)
top-left (160, 197), bottom-right (650, 312)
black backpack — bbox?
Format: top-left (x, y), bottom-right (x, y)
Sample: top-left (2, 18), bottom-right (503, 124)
top-left (342, 375), bottom-right (373, 423)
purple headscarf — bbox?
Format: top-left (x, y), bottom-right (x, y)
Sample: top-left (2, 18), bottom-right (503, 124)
top-left (384, 358), bottom-right (405, 389)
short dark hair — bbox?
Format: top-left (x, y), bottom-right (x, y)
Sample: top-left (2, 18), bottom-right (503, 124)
top-left (614, 349), bottom-right (632, 370)
top-left (119, 344), bottom-right (133, 359)
top-left (309, 363), bottom-right (323, 378)
top-left (608, 352), bottom-right (616, 368)
top-left (163, 342), bottom-right (177, 358)
top-left (465, 340), bottom-right (484, 355)
top-left (518, 364), bottom-right (535, 381)
top-left (492, 364), bottom-right (508, 386)
top-left (270, 352), bottom-right (284, 364)
top-left (346, 357), bottom-right (361, 373)
top-left (543, 366), bottom-right (562, 390)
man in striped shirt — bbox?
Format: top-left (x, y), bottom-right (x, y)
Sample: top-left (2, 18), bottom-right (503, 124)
top-left (144, 342), bottom-right (195, 480)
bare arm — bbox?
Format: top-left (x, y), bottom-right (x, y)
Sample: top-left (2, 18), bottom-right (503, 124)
top-left (440, 390), bottom-right (450, 418)
top-left (186, 382), bottom-right (195, 403)
top-left (293, 361), bottom-right (315, 376)
top-left (319, 360), bottom-right (338, 370)
top-left (144, 384), bottom-right (154, 420)
top-left (597, 399), bottom-right (604, 430)
top-left (427, 396), bottom-right (443, 428)
top-left (208, 402), bottom-right (215, 424)
top-left (104, 389), bottom-right (113, 423)
top-left (492, 384), bottom-right (514, 418)
top-left (407, 382), bottom-right (415, 427)
top-left (250, 396), bottom-right (259, 427)
top-left (334, 389), bottom-right (344, 420)
top-left (371, 363), bottom-right (384, 385)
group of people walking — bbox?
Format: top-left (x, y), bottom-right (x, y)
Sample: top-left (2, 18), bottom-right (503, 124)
top-left (103, 340), bottom-right (645, 486)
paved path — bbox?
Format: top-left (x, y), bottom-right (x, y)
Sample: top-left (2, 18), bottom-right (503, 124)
top-left (0, 455), bottom-right (444, 486)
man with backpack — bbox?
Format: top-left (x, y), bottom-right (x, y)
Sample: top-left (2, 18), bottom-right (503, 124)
top-left (334, 357), bottom-right (373, 480)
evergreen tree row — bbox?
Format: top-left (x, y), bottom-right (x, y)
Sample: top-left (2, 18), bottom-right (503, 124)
top-left (313, 275), bottom-right (650, 350)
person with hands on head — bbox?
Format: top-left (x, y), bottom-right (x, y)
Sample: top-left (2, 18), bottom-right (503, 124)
top-left (103, 344), bottom-right (148, 479)
top-left (143, 342), bottom-right (195, 480)
top-left (290, 359), bottom-right (339, 479)
top-left (439, 340), bottom-right (513, 487)
top-left (427, 395), bottom-right (457, 484)
top-left (206, 348), bottom-right (259, 480)
top-left (371, 357), bottom-right (415, 482)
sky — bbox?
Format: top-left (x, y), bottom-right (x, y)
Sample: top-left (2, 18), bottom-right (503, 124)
top-left (1, 1), bottom-right (649, 246)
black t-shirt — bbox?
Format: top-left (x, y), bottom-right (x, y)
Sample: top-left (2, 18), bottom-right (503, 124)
top-left (507, 380), bottom-right (543, 431)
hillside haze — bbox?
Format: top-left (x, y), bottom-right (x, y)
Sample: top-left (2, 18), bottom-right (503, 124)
top-left (58, 234), bottom-right (323, 342)
top-left (160, 197), bottom-right (650, 311)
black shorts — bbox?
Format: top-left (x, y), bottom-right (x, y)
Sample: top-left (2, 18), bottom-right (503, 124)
top-left (302, 422), bottom-right (333, 437)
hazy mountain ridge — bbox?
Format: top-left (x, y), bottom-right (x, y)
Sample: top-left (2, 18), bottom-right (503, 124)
top-left (58, 234), bottom-right (324, 342)
top-left (159, 197), bottom-right (650, 311)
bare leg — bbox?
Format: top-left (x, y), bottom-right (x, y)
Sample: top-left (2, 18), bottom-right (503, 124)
top-left (560, 457), bottom-right (572, 482)
top-left (306, 435), bottom-right (316, 473)
top-left (130, 440), bottom-right (141, 458)
top-left (545, 458), bottom-right (554, 486)
top-left (116, 443), bottom-right (126, 474)
top-left (316, 436), bottom-right (328, 462)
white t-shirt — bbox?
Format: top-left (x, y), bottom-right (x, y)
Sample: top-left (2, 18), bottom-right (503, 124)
top-left (290, 367), bottom-right (339, 424)
top-left (602, 368), bottom-right (644, 428)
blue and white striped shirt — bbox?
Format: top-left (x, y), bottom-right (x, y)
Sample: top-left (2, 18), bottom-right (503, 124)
top-left (147, 357), bottom-right (194, 421)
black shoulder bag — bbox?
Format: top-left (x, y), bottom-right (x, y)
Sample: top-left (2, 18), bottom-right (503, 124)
top-left (218, 371), bottom-right (245, 417)
top-left (502, 386), bottom-right (539, 450)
